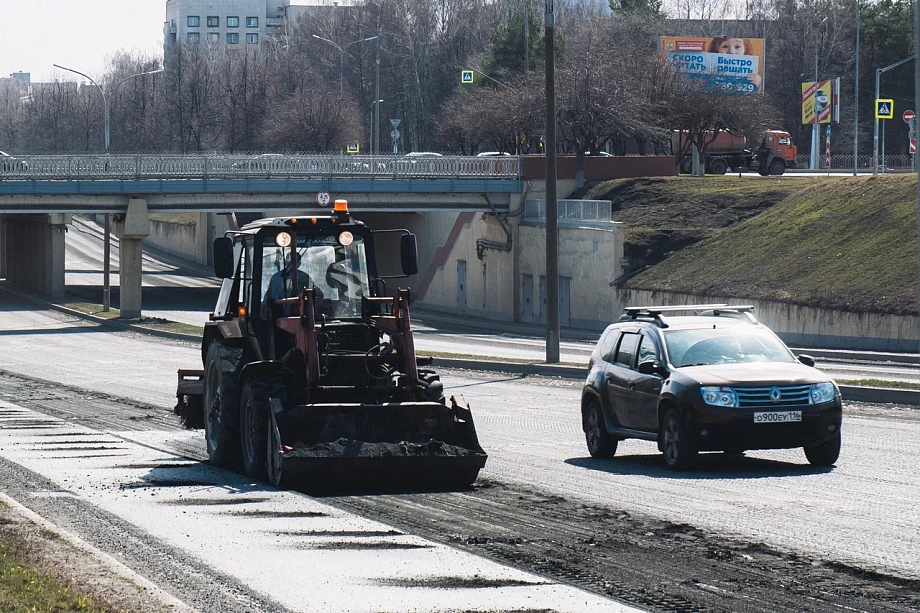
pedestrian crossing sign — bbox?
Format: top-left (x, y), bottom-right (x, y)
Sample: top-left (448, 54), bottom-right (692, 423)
top-left (461, 70), bottom-right (474, 84)
top-left (875, 99), bottom-right (894, 120)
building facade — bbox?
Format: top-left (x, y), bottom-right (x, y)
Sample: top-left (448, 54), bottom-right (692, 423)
top-left (164, 0), bottom-right (292, 48)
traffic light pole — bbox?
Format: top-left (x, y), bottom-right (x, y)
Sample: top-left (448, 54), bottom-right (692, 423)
top-left (873, 54), bottom-right (916, 175)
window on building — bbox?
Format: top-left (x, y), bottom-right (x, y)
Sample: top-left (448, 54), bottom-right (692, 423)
top-left (227, 32), bottom-right (239, 44)
top-left (187, 32), bottom-right (200, 42)
top-left (208, 32), bottom-right (219, 43)
top-left (227, 16), bottom-right (239, 27)
top-left (187, 15), bottom-right (200, 27)
top-left (246, 33), bottom-right (259, 44)
top-left (206, 16), bottom-right (219, 27)
top-left (246, 17), bottom-right (258, 27)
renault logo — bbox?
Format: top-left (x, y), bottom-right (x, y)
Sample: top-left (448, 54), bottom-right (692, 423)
top-left (769, 387), bottom-right (782, 403)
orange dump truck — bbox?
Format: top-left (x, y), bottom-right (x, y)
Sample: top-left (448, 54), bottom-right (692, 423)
top-left (672, 129), bottom-right (797, 176)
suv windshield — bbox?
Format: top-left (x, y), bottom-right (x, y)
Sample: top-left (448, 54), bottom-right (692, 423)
top-left (262, 234), bottom-right (370, 318)
top-left (664, 327), bottom-right (794, 367)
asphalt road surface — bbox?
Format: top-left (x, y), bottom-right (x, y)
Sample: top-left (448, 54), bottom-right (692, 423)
top-left (0, 294), bottom-right (917, 612)
top-left (63, 216), bottom-right (920, 384)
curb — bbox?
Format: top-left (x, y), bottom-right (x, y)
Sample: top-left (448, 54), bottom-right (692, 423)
top-left (4, 287), bottom-right (917, 407)
top-left (837, 385), bottom-right (920, 406)
top-left (0, 492), bottom-right (196, 613)
top-left (434, 357), bottom-right (919, 407)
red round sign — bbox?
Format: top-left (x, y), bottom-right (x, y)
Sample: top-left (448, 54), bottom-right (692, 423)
top-left (903, 109), bottom-right (916, 124)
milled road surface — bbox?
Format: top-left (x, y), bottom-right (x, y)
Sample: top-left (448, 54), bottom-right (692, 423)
top-left (0, 294), bottom-right (918, 611)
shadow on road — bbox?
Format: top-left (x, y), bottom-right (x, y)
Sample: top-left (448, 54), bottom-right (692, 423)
top-left (565, 452), bottom-right (835, 479)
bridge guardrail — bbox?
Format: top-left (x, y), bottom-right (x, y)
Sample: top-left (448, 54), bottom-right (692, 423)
top-left (0, 154), bottom-right (521, 181)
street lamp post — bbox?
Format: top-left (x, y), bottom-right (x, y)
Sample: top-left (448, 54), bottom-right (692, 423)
top-left (811, 17), bottom-right (828, 171)
top-left (369, 99), bottom-right (383, 155)
top-left (53, 64), bottom-right (163, 312)
top-left (312, 34), bottom-right (378, 96)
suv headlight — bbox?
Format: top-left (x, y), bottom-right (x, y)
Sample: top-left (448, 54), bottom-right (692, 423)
top-left (811, 382), bottom-right (836, 404)
top-left (701, 386), bottom-right (737, 407)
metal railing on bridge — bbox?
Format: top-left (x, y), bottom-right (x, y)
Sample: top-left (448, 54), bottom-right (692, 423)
top-left (0, 153), bottom-right (521, 181)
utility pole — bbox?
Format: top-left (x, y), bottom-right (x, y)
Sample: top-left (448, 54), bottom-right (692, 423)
top-left (853, 0), bottom-right (860, 177)
top-left (544, 0), bottom-right (559, 364)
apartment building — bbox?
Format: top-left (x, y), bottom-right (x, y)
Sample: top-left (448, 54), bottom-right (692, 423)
top-left (164, 0), bottom-right (292, 48)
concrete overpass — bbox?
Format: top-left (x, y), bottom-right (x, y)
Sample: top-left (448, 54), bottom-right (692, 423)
top-left (0, 153), bottom-right (522, 317)
top-left (0, 152), bottom-right (675, 321)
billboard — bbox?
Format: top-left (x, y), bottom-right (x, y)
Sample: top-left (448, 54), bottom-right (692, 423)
top-left (660, 36), bottom-right (765, 95)
top-left (801, 79), bottom-right (840, 124)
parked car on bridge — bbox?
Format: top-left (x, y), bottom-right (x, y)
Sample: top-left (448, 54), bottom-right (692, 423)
top-left (580, 304), bottom-right (842, 470)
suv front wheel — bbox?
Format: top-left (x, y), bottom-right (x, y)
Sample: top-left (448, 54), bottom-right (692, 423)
top-left (804, 433), bottom-right (841, 466)
top-left (661, 409), bottom-right (697, 470)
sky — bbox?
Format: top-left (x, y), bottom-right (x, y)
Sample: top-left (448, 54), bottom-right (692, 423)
top-left (0, 1), bottom-right (313, 82)
top-left (0, 1), bottom-right (166, 81)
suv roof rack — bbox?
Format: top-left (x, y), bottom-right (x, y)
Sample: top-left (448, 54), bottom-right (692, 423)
top-left (621, 304), bottom-right (756, 327)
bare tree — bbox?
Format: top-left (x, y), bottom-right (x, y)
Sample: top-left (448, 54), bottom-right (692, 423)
top-left (261, 85), bottom-right (362, 151)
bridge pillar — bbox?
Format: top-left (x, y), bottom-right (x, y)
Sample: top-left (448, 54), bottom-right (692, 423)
top-left (2, 214), bottom-right (68, 297)
top-left (114, 199), bottom-right (149, 319)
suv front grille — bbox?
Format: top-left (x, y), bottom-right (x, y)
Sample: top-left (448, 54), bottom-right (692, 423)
top-left (734, 385), bottom-right (812, 407)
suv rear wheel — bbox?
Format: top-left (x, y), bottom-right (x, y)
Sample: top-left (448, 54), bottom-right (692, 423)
top-left (583, 399), bottom-right (617, 458)
top-left (661, 409), bottom-right (697, 470)
top-left (804, 433), bottom-right (840, 466)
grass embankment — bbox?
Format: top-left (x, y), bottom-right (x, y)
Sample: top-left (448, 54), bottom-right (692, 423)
top-left (0, 542), bottom-right (108, 613)
top-left (587, 175), bottom-right (918, 315)
top-left (585, 175), bottom-right (808, 272)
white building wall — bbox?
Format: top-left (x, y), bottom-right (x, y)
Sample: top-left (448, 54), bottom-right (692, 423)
top-left (517, 222), bottom-right (624, 329)
top-left (619, 289), bottom-right (920, 353)
top-left (165, 0), bottom-right (290, 46)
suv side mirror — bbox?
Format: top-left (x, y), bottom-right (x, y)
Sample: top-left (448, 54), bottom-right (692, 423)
top-left (797, 354), bottom-right (815, 367)
top-left (401, 233), bottom-right (419, 276)
top-left (213, 237), bottom-right (235, 278)
top-left (638, 360), bottom-right (660, 376)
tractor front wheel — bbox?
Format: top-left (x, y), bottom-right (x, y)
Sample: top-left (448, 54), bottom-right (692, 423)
top-left (203, 342), bottom-right (243, 468)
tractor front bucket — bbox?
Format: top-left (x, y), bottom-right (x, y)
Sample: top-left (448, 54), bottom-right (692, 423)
top-left (267, 394), bottom-right (487, 492)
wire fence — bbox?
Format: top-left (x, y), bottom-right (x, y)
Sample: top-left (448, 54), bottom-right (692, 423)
top-left (795, 154), bottom-right (916, 171)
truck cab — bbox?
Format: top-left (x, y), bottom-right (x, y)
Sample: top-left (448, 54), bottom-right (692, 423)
top-left (756, 130), bottom-right (797, 176)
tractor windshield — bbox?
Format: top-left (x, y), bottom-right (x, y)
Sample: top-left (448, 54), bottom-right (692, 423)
top-left (262, 233), bottom-right (371, 318)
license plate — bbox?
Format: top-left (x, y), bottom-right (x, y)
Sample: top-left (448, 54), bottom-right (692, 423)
top-left (754, 411), bottom-right (802, 424)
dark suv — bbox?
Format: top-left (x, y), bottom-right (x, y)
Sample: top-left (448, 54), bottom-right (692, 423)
top-left (581, 305), bottom-right (842, 470)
